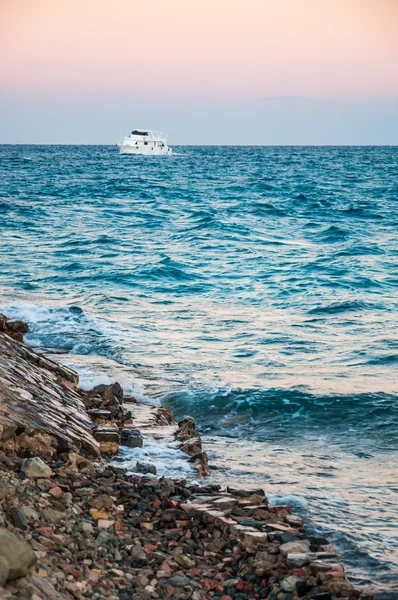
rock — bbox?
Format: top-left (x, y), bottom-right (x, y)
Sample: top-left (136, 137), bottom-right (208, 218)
top-left (136, 462), bottom-right (157, 475)
top-left (87, 409), bottom-right (112, 420)
top-left (120, 429), bottom-right (143, 448)
top-left (0, 529), bottom-right (36, 580)
top-left (93, 427), bottom-right (120, 443)
top-left (175, 416), bottom-right (198, 442)
top-left (0, 556), bottom-right (9, 586)
top-left (0, 332), bottom-right (99, 456)
top-left (180, 437), bottom-right (202, 456)
top-left (82, 522), bottom-right (94, 533)
top-left (9, 508), bottom-right (28, 530)
top-left (323, 579), bottom-right (353, 594)
top-left (296, 580), bottom-right (313, 597)
top-left (286, 552), bottom-right (313, 568)
top-left (188, 451), bottom-right (209, 476)
top-left (98, 519), bottom-right (114, 529)
top-left (0, 318), bottom-right (29, 342)
top-left (174, 553), bottom-right (196, 568)
top-left (227, 487), bottom-right (266, 498)
top-left (280, 541), bottom-right (310, 554)
top-left (281, 576), bottom-right (299, 592)
top-left (16, 432), bottom-right (58, 460)
top-left (131, 546), bottom-right (147, 567)
top-left (168, 574), bottom-right (191, 587)
top-left (3, 319), bottom-right (29, 334)
top-left (93, 384), bottom-right (109, 395)
top-left (105, 381), bottom-right (123, 400)
top-left (21, 457), bottom-right (52, 479)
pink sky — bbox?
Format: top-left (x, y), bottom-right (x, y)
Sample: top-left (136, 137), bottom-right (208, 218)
top-left (1, 0), bottom-right (398, 99)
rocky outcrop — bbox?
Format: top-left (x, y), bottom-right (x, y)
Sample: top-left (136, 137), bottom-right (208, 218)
top-left (0, 331), bottom-right (99, 457)
top-left (0, 315), bottom-right (28, 344)
top-left (0, 315), bottom-right (377, 600)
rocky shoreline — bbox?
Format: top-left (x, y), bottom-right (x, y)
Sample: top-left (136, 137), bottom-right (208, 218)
top-left (0, 315), bottom-right (376, 600)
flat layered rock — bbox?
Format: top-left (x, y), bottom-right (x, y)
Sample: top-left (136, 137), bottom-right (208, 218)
top-left (0, 332), bottom-right (99, 456)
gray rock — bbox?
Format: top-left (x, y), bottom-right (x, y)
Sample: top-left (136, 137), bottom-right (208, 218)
top-left (121, 429), bottom-right (143, 448)
top-left (21, 457), bottom-right (52, 479)
top-left (136, 462), bottom-right (157, 475)
top-left (0, 529), bottom-right (36, 580)
top-left (10, 508), bottom-right (28, 530)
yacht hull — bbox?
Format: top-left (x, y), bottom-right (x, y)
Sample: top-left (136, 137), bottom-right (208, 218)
top-left (119, 144), bottom-right (172, 156)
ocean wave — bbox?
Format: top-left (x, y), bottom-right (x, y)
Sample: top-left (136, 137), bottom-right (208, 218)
top-left (162, 386), bottom-right (398, 447)
top-left (0, 302), bottom-right (126, 363)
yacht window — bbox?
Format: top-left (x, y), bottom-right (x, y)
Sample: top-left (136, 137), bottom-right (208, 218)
top-left (144, 141), bottom-right (148, 145)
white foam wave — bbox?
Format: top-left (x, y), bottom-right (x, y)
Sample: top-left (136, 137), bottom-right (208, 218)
top-left (270, 494), bottom-right (308, 510)
top-left (116, 438), bottom-right (195, 479)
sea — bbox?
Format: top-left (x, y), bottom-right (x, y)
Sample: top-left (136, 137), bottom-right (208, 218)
top-left (0, 145), bottom-right (397, 595)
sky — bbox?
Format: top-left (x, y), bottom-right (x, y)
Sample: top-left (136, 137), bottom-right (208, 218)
top-left (0, 0), bottom-right (397, 144)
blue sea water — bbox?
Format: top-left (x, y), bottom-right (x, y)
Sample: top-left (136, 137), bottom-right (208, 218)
top-left (0, 145), bottom-right (397, 594)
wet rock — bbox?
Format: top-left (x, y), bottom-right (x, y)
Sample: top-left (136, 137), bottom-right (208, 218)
top-left (93, 384), bottom-right (109, 395)
top-left (0, 529), bottom-right (36, 580)
top-left (175, 416), bottom-right (198, 442)
top-left (227, 486), bottom-right (266, 498)
top-left (136, 462), bottom-right (157, 475)
top-left (104, 382), bottom-right (123, 403)
top-left (180, 436), bottom-right (202, 456)
top-left (0, 316), bottom-right (29, 342)
top-left (120, 429), bottom-right (143, 448)
top-left (21, 457), bottom-right (52, 479)
top-left (188, 451), bottom-right (209, 476)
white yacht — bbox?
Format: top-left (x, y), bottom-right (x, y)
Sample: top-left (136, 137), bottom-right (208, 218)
top-left (118, 129), bottom-right (172, 155)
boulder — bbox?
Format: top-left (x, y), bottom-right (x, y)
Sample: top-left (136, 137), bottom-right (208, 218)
top-left (93, 428), bottom-right (120, 443)
top-left (103, 382), bottom-right (123, 404)
top-left (136, 462), bottom-right (157, 475)
top-left (0, 557), bottom-right (9, 586)
top-left (0, 331), bottom-right (99, 456)
top-left (120, 429), bottom-right (143, 448)
top-left (180, 436), bottom-right (202, 456)
top-left (0, 529), bottom-right (36, 580)
top-left (21, 457), bottom-right (52, 479)
top-left (0, 315), bottom-right (29, 343)
top-left (175, 416), bottom-right (198, 442)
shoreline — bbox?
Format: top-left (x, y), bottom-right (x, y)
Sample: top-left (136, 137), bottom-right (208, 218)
top-left (0, 315), bottom-right (378, 600)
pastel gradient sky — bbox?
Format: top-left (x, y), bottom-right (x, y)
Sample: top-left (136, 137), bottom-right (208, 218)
top-left (1, 0), bottom-right (397, 144)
